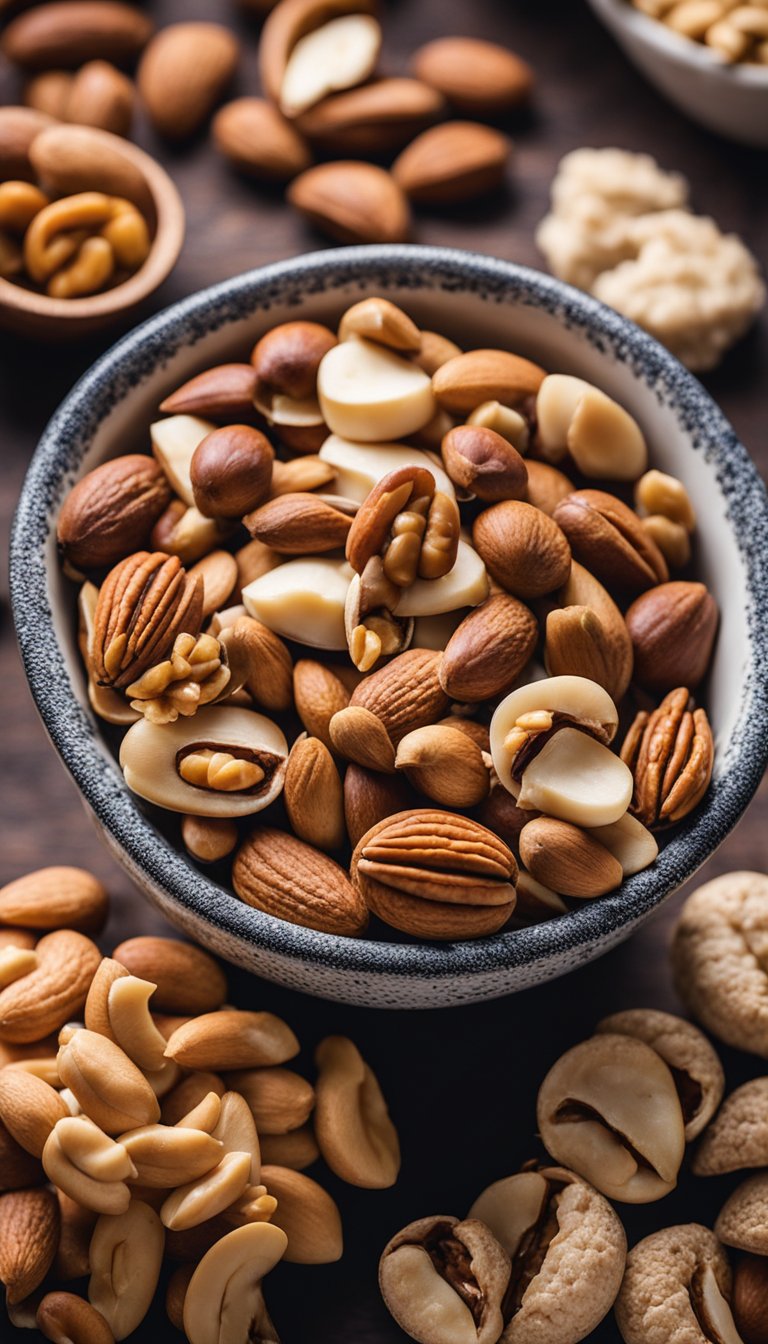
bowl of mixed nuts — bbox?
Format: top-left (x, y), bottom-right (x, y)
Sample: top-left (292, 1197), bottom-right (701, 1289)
top-left (10, 245), bottom-right (768, 1006)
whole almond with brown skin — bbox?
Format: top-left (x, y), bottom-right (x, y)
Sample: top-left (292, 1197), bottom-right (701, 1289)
top-left (25, 72), bottom-right (74, 119)
top-left (343, 764), bottom-right (415, 849)
top-left (294, 659), bottom-right (349, 750)
top-left (65, 59), bottom-right (134, 137)
top-left (294, 77), bottom-right (444, 155)
top-left (160, 364), bottom-right (258, 422)
top-left (473, 500), bottom-right (571, 599)
top-left (220, 616), bottom-right (293, 714)
top-left (555, 560), bottom-right (633, 702)
top-left (288, 161), bottom-right (410, 244)
top-left (433, 349), bottom-right (546, 415)
top-left (227, 1068), bottom-right (314, 1135)
top-left (233, 827), bottom-right (368, 936)
top-left (244, 492), bottom-right (352, 553)
top-left (392, 121), bottom-right (511, 204)
top-left (166, 1264), bottom-right (193, 1331)
top-left (0, 1188), bottom-right (59, 1304)
top-left (0, 1121), bottom-right (43, 1192)
top-left (439, 593), bottom-right (538, 702)
top-left (37, 1292), bottom-right (114, 1344)
top-left (284, 736), bottom-right (345, 852)
top-left (439, 717), bottom-right (490, 752)
top-left (411, 36), bottom-right (534, 115)
top-left (84, 957), bottom-right (127, 1041)
top-left (0, 930), bottom-right (101, 1044)
top-left (261, 1165), bottom-right (342, 1264)
top-left (519, 816), bottom-right (622, 898)
top-left (259, 0), bottom-right (377, 106)
top-left (525, 459), bottom-right (574, 516)
top-left (553, 489), bottom-right (668, 594)
top-left (137, 23), bottom-right (239, 139)
top-left (2, 2), bottom-right (153, 70)
top-left (58, 456), bottom-right (172, 570)
top-left (165, 1010), bottom-right (299, 1072)
top-left (442, 424), bottom-right (528, 502)
top-left (329, 706), bottom-right (396, 773)
top-left (54, 1190), bottom-right (96, 1282)
top-left (0, 1069), bottom-right (69, 1158)
top-left (626, 581), bottom-right (718, 693)
top-left (111, 937), bottom-right (227, 1015)
top-left (191, 426), bottom-right (274, 519)
top-left (395, 725), bottom-right (490, 808)
top-left (0, 867), bottom-right (107, 933)
top-left (30, 123), bottom-right (153, 214)
top-left (213, 97), bottom-right (312, 181)
top-left (733, 1255), bottom-right (768, 1344)
top-left (0, 106), bottom-right (55, 180)
top-left (350, 648), bottom-right (450, 746)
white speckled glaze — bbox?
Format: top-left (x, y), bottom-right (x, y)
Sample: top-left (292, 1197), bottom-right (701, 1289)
top-left (10, 246), bottom-right (768, 1007)
top-left (587, 0), bottom-right (768, 146)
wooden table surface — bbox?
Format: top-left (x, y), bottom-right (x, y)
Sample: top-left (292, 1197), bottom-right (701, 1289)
top-left (1, 1), bottom-right (767, 1340)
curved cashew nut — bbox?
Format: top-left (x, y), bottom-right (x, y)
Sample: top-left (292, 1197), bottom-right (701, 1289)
top-left (24, 192), bottom-right (116, 283)
top-left (0, 181), bottom-right (49, 233)
top-left (48, 236), bottom-right (114, 299)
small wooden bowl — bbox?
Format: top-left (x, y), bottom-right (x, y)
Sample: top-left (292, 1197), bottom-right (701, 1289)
top-left (0, 122), bottom-right (185, 338)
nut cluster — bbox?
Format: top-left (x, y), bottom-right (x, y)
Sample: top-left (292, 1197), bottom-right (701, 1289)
top-left (632, 0), bottom-right (768, 65)
top-left (57, 295), bottom-right (718, 944)
top-left (0, 864), bottom-right (399, 1342)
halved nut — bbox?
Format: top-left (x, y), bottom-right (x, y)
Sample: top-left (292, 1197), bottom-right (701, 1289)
top-left (182, 1221), bottom-right (287, 1344)
top-left (536, 375), bottom-right (647, 481)
top-left (57, 1029), bottom-right (160, 1135)
top-left (319, 433), bottom-right (455, 503)
top-left (42, 1118), bottom-right (134, 1215)
top-left (615, 1223), bottom-right (741, 1344)
top-left (151, 415), bottom-right (217, 507)
top-left (89, 1200), bottom-right (164, 1340)
top-left (107, 976), bottom-right (167, 1072)
top-left (120, 1123), bottom-right (222, 1188)
top-left (119, 706), bottom-right (288, 818)
top-left (161, 1150), bottom-right (252, 1231)
top-left (317, 337), bottom-right (435, 442)
top-left (314, 1035), bottom-right (400, 1189)
top-left (243, 557), bottom-right (353, 650)
top-left (279, 13), bottom-right (381, 117)
top-left (212, 1091), bottom-right (261, 1185)
top-left (338, 297), bottom-right (421, 351)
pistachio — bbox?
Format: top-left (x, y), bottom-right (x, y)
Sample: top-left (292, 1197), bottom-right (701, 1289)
top-left (615, 1224), bottom-right (743, 1344)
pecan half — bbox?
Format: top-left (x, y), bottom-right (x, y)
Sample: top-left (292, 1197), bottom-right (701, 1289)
top-left (92, 551), bottom-right (204, 690)
top-left (621, 688), bottom-right (714, 829)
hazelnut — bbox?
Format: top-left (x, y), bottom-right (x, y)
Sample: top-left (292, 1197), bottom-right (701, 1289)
top-left (625, 580), bottom-right (718, 693)
top-left (441, 424), bottom-right (528, 502)
top-left (251, 320), bottom-right (337, 406)
top-left (733, 1255), bottom-right (768, 1344)
top-left (190, 426), bottom-right (274, 518)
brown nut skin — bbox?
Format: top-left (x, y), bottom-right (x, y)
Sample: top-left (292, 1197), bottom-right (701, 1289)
top-left (441, 424), bottom-right (528, 503)
top-left (58, 455), bottom-right (172, 570)
top-left (553, 489), bottom-right (668, 595)
top-left (519, 817), bottom-right (623, 899)
top-left (37, 1291), bottom-right (114, 1344)
top-left (251, 320), bottom-right (337, 404)
top-left (716, 1174), bottom-right (768, 1257)
top-left (160, 364), bottom-right (258, 421)
top-left (190, 425), bottom-right (274, 519)
top-left (0, 866), bottom-right (108, 933)
top-left (213, 97), bottom-right (312, 181)
top-left (625, 581), bottom-right (718, 693)
top-left (615, 1223), bottom-right (740, 1344)
top-left (733, 1255), bottom-right (768, 1344)
top-left (0, 1186), bottom-right (60, 1305)
top-left (288, 161), bottom-right (411, 245)
top-left (472, 501), bottom-right (571, 599)
top-left (111, 936), bottom-right (227, 1015)
top-left (439, 595), bottom-right (538, 703)
top-left (379, 1214), bottom-right (510, 1344)
top-left (411, 37), bottom-right (534, 115)
top-left (2, 3), bottom-right (154, 71)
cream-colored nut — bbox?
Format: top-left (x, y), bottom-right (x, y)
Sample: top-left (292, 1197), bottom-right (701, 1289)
top-left (164, 1010), bottom-right (299, 1072)
top-left (394, 539), bottom-right (489, 616)
top-left (338, 297), bottom-right (421, 351)
top-left (42, 1120), bottom-right (134, 1215)
top-left (119, 706), bottom-right (288, 818)
top-left (0, 1066), bottom-right (69, 1157)
top-left (588, 813), bottom-right (658, 876)
top-left (319, 434), bottom-right (454, 503)
top-left (151, 415), bottom-right (217, 507)
top-left (182, 815), bottom-right (238, 863)
top-left (344, 565), bottom-right (414, 672)
top-left (84, 957), bottom-right (128, 1042)
top-left (119, 1122), bottom-right (222, 1189)
top-left (671, 871), bottom-right (768, 1056)
top-left (596, 1008), bottom-right (724, 1141)
top-left (0, 946), bottom-right (37, 988)
top-left (161, 1073), bottom-right (226, 1126)
top-left (379, 1214), bottom-right (510, 1344)
top-left (211, 1091), bottom-right (261, 1185)
top-left (667, 0), bottom-right (727, 36)
top-left (107, 976), bottom-right (166, 1073)
top-left (36, 1291), bottom-right (114, 1344)
top-left (162, 1150), bottom-right (252, 1231)
top-left (615, 1223), bottom-right (741, 1344)
top-left (536, 375), bottom-right (647, 480)
top-left (261, 1163), bottom-right (342, 1263)
top-left (642, 514), bottom-right (691, 568)
top-left (693, 1078), bottom-right (768, 1175)
top-left (57, 1029), bottom-right (161, 1135)
top-left (705, 16), bottom-right (751, 58)
top-left (183, 1221), bottom-right (287, 1344)
top-left (243, 557), bottom-right (353, 650)
top-left (145, 1058), bottom-right (182, 1100)
top-left (513, 870), bottom-right (568, 923)
top-left (467, 400), bottom-right (530, 453)
top-left (89, 1201), bottom-right (165, 1341)
top-left (490, 676), bottom-right (631, 827)
top-left (469, 1166), bottom-right (626, 1344)
top-left (519, 817), bottom-right (623, 899)
top-left (280, 14), bottom-right (381, 117)
top-left (79, 583), bottom-right (141, 726)
top-left (151, 501), bottom-right (231, 566)
top-left (227, 1068), bottom-right (314, 1138)
top-left (314, 1035), bottom-right (400, 1188)
top-left (635, 468), bottom-right (696, 530)
top-left (317, 338), bottom-right (435, 442)
top-left (227, 1181), bottom-right (278, 1228)
top-left (716, 1173), bottom-right (768, 1255)
top-left (537, 1033), bottom-right (685, 1202)
top-left (176, 1090), bottom-right (222, 1133)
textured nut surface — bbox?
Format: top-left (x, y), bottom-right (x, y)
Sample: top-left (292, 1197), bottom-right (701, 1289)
top-left (37, 1291), bottom-right (114, 1344)
top-left (442, 424), bottom-right (528, 503)
top-left (625, 580), bottom-right (718, 693)
top-left (392, 121), bottom-right (511, 204)
top-left (160, 364), bottom-right (257, 422)
top-left (111, 937), bottom-right (227, 1015)
top-left (439, 594), bottom-right (538, 702)
top-left (343, 763), bottom-right (416, 850)
top-left (555, 561), bottom-right (633, 703)
top-left (262, 1163), bottom-right (343, 1262)
top-left (164, 1009), bottom-right (299, 1071)
top-left (293, 658), bottom-right (349, 750)
top-left (537, 1033), bottom-right (685, 1202)
top-left (473, 500), bottom-right (571, 599)
top-left (693, 1078), bottom-right (768, 1176)
top-left (260, 1124), bottom-right (319, 1172)
top-left (233, 827), bottom-right (368, 935)
top-left (0, 1186), bottom-right (60, 1305)
top-left (0, 1066), bottom-right (69, 1157)
top-left (671, 871), bottom-right (768, 1056)
top-left (0, 929), bottom-right (101, 1044)
top-left (227, 1067), bottom-right (313, 1139)
top-left (519, 817), bottom-right (623, 899)
top-left (221, 617), bottom-right (293, 715)
top-left (315, 1035), bottom-right (400, 1189)
top-left (596, 1008), bottom-right (724, 1140)
top-left (288, 161), bottom-right (410, 245)
top-left (350, 648), bottom-right (449, 745)
top-left (733, 1255), bottom-right (768, 1344)
top-left (716, 1173), bottom-right (768, 1255)
top-left (622, 688), bottom-right (714, 828)
top-left (553, 488), bottom-right (667, 594)
top-left (57, 458), bottom-right (171, 570)
top-left (433, 349), bottom-right (545, 415)
top-left (615, 1223), bottom-right (740, 1344)
top-left (0, 867), bottom-right (107, 933)
top-left (89, 1200), bottom-right (164, 1340)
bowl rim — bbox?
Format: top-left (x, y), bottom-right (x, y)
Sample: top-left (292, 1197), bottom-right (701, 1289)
top-left (10, 243), bottom-right (768, 985)
top-left (587, 0), bottom-right (768, 83)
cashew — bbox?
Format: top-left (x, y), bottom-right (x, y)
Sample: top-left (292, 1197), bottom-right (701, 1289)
top-left (182, 1221), bottom-right (287, 1344)
top-left (88, 1201), bottom-right (164, 1340)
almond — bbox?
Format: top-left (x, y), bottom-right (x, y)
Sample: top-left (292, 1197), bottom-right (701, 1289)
top-left (439, 594), bottom-right (539, 701)
top-left (259, 0), bottom-right (378, 106)
top-left (392, 121), bottom-right (511, 204)
top-left (0, 867), bottom-right (108, 933)
top-left (349, 648), bottom-right (450, 746)
top-left (57, 457), bottom-right (172, 570)
top-left (111, 937), bottom-right (227, 1015)
top-left (625, 581), bottom-right (718, 694)
top-left (54, 1189), bottom-right (96, 1282)
top-left (161, 1074), bottom-right (226, 1127)
top-left (288, 161), bottom-right (410, 244)
top-left (395, 725), bottom-right (490, 808)
top-left (293, 658), bottom-right (349, 750)
top-left (284, 735), bottom-right (345, 852)
top-left (525, 459), bottom-right (575, 516)
top-left (260, 1125), bottom-right (319, 1171)
top-left (137, 23), bottom-right (239, 139)
top-left (65, 59), bottom-right (135, 137)
top-left (545, 605), bottom-right (629, 704)
top-left (160, 364), bottom-right (258, 422)
top-left (213, 97), bottom-right (311, 181)
top-left (37, 1292), bottom-right (114, 1344)
top-left (519, 816), bottom-right (623, 899)
top-left (0, 1120), bottom-right (43, 1192)
top-left (84, 957), bottom-right (127, 1041)
top-left (261, 1164), bottom-right (342, 1263)
top-left (0, 106), bottom-right (56, 180)
top-left (227, 1068), bottom-right (315, 1135)
top-left (554, 560), bottom-right (633, 703)
top-left (2, 2), bottom-right (153, 71)
top-left (343, 764), bottom-right (416, 849)
top-left (432, 349), bottom-right (546, 415)
top-left (25, 71), bottom-right (74, 119)
top-left (0, 1187), bottom-right (60, 1304)
top-left (164, 1010), bottom-right (300, 1072)
top-left (0, 1069), bottom-right (69, 1158)
top-left (411, 37), bottom-right (534, 115)
top-left (553, 489), bottom-right (668, 594)
top-left (441, 424), bottom-right (528, 502)
top-left (278, 13), bottom-right (381, 118)
top-left (294, 77), bottom-right (444, 154)
top-left (473, 500), bottom-right (571, 599)
top-left (233, 827), bottom-right (368, 936)
top-left (244, 491), bottom-right (352, 553)
top-left (270, 455), bottom-right (336, 496)
top-left (29, 122), bottom-right (153, 215)
top-left (220, 616), bottom-right (293, 714)
top-left (0, 930), bottom-right (101, 1044)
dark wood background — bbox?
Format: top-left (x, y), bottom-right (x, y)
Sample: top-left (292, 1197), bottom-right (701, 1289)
top-left (1, 1), bottom-right (767, 1340)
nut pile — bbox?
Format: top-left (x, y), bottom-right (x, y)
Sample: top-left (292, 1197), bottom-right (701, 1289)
top-left (379, 868), bottom-right (768, 1344)
top-left (631, 0), bottom-right (768, 65)
top-left (537, 147), bottom-right (765, 371)
top-left (0, 864), bottom-right (399, 1341)
top-left (56, 295), bottom-right (720, 942)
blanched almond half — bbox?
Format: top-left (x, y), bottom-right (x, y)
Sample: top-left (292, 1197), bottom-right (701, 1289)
top-left (89, 1201), bottom-right (164, 1340)
top-left (120, 1124), bottom-right (222, 1188)
top-left (319, 434), bottom-right (454, 502)
top-left (176, 1090), bottom-right (222, 1133)
top-left (589, 812), bottom-right (658, 876)
top-left (55, 1116), bottom-right (136, 1183)
top-left (536, 375), bottom-right (647, 481)
top-left (280, 14), bottom-right (381, 117)
top-left (317, 338), bottom-right (435, 442)
top-left (516, 727), bottom-right (633, 827)
top-left (212, 1091), bottom-right (261, 1185)
top-left (151, 415), bottom-right (216, 506)
top-left (119, 706), bottom-right (288, 818)
top-left (242, 557), bottom-right (352, 650)
top-left (42, 1123), bottom-right (134, 1216)
top-left (183, 1221), bottom-right (287, 1344)
top-left (108, 976), bottom-right (167, 1072)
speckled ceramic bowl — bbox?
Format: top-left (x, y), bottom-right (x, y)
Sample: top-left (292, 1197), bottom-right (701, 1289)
top-left (11, 246), bottom-right (768, 1008)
